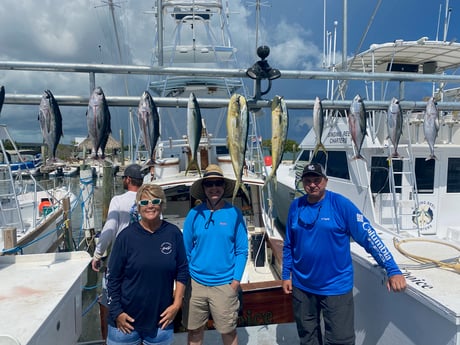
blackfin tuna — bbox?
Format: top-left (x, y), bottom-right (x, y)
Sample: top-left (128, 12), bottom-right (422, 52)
top-left (137, 91), bottom-right (160, 165)
top-left (386, 97), bottom-right (403, 158)
top-left (86, 87), bottom-right (111, 159)
top-left (348, 94), bottom-right (367, 160)
top-left (0, 85), bottom-right (4, 115)
top-left (38, 90), bottom-right (63, 161)
top-left (424, 97), bottom-right (439, 160)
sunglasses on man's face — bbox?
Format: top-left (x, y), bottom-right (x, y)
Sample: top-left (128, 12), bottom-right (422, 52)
top-left (138, 198), bottom-right (162, 206)
top-left (202, 179), bottom-right (225, 188)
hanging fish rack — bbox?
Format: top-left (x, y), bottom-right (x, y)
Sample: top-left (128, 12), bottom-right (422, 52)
top-left (2, 61), bottom-right (460, 111)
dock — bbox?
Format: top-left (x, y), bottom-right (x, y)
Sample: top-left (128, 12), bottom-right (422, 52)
top-left (172, 323), bottom-right (299, 344)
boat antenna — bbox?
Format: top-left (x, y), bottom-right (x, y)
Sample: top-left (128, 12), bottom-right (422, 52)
top-left (436, 3), bottom-right (442, 41)
top-left (443, 0), bottom-right (452, 42)
top-left (248, 0), bottom-right (270, 53)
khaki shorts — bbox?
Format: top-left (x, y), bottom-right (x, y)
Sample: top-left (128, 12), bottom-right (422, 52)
top-left (182, 278), bottom-right (239, 334)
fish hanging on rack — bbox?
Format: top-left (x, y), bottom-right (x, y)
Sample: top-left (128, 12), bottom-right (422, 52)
top-left (38, 90), bottom-right (63, 162)
top-left (185, 93), bottom-right (202, 176)
top-left (348, 94), bottom-right (367, 160)
top-left (137, 91), bottom-right (160, 166)
top-left (312, 96), bottom-right (327, 158)
top-left (386, 97), bottom-right (403, 158)
top-left (86, 86), bottom-right (111, 160)
top-left (0, 85), bottom-right (4, 115)
top-left (227, 93), bottom-right (250, 204)
top-left (265, 95), bottom-right (288, 188)
top-left (424, 97), bottom-right (439, 161)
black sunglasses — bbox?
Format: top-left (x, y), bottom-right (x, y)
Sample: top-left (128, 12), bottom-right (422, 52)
top-left (297, 206), bottom-right (322, 230)
top-left (202, 179), bottom-right (225, 188)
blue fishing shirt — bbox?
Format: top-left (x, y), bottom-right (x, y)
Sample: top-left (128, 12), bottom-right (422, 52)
top-left (183, 202), bottom-right (248, 286)
top-left (282, 190), bottom-right (402, 295)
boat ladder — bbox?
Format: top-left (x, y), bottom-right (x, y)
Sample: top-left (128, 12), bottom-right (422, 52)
top-left (386, 117), bottom-right (421, 235)
top-left (0, 125), bottom-right (27, 233)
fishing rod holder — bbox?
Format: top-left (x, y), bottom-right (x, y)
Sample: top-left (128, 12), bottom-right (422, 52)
top-left (246, 46), bottom-right (281, 100)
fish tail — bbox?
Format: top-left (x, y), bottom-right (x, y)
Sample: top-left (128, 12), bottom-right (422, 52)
top-left (351, 154), bottom-right (367, 163)
top-left (185, 158), bottom-right (200, 176)
top-left (312, 143), bottom-right (327, 159)
top-left (231, 179), bottom-right (241, 205)
top-left (425, 154), bottom-right (437, 161)
top-left (241, 183), bottom-right (251, 204)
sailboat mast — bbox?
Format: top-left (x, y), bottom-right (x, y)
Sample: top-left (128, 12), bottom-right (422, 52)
top-left (157, 0), bottom-right (164, 66)
top-left (342, 0), bottom-right (347, 70)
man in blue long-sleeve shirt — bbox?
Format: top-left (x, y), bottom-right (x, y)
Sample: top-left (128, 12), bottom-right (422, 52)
top-left (282, 163), bottom-right (406, 345)
top-left (182, 164), bottom-right (248, 345)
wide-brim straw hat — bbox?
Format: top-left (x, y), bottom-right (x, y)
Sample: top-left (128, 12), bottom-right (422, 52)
top-left (190, 164), bottom-right (236, 200)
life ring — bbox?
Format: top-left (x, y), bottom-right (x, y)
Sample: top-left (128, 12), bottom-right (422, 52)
top-left (39, 199), bottom-right (52, 215)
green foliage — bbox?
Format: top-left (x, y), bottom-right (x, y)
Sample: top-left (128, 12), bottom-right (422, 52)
top-left (261, 138), bottom-right (299, 154)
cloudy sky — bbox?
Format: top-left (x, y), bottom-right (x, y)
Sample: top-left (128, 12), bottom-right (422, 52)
top-left (0, 0), bottom-right (459, 146)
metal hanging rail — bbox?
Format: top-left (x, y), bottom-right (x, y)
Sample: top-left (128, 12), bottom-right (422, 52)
top-left (2, 60), bottom-right (460, 110)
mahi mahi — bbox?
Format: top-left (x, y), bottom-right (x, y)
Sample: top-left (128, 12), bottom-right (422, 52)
top-left (38, 90), bottom-right (63, 161)
top-left (138, 91), bottom-right (160, 165)
top-left (312, 96), bottom-right (326, 158)
top-left (348, 94), bottom-right (367, 160)
top-left (266, 95), bottom-right (289, 187)
top-left (227, 93), bottom-right (250, 204)
top-left (424, 97), bottom-right (439, 161)
top-left (386, 97), bottom-right (403, 158)
top-left (185, 93), bottom-right (202, 176)
top-left (86, 86), bottom-right (111, 159)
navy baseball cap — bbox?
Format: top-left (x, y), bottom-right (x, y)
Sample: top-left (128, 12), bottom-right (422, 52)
top-left (301, 163), bottom-right (326, 178)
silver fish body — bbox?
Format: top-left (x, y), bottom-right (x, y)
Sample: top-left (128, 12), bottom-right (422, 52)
top-left (386, 97), bottom-right (403, 158)
top-left (38, 90), bottom-right (63, 161)
top-left (266, 95), bottom-right (288, 186)
top-left (227, 93), bottom-right (250, 203)
top-left (348, 94), bottom-right (367, 160)
top-left (137, 91), bottom-right (160, 164)
top-left (86, 87), bottom-right (111, 159)
top-left (312, 96), bottom-right (326, 158)
top-left (185, 93), bottom-right (203, 175)
top-left (423, 97), bottom-right (439, 160)
top-left (0, 85), bottom-right (4, 115)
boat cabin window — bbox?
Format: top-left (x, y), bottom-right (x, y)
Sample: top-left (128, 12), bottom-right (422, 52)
top-left (447, 158), bottom-right (460, 193)
top-left (370, 157), bottom-right (402, 193)
top-left (216, 146), bottom-right (229, 155)
top-left (310, 151), bottom-right (350, 180)
top-left (415, 158), bottom-right (435, 194)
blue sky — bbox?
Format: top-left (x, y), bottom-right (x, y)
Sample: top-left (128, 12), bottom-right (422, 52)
top-left (0, 0), bottom-right (459, 146)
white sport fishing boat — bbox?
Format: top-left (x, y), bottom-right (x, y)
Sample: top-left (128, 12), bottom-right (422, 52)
top-left (0, 125), bottom-right (77, 255)
top-left (143, 0), bottom-right (293, 329)
top-left (273, 39), bottom-right (460, 345)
